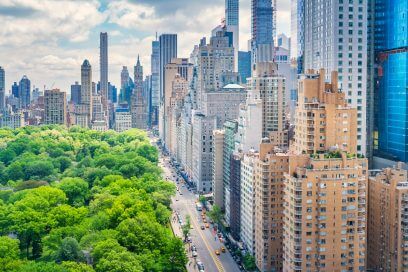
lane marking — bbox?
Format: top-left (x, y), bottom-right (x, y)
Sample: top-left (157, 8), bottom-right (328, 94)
top-left (183, 201), bottom-right (225, 272)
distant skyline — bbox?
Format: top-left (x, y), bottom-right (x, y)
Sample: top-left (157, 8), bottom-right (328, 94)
top-left (0, 0), bottom-right (290, 93)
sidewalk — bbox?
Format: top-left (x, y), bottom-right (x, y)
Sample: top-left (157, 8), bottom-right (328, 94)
top-left (170, 210), bottom-right (198, 272)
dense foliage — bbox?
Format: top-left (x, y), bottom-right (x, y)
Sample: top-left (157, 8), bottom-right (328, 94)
top-left (0, 126), bottom-right (187, 272)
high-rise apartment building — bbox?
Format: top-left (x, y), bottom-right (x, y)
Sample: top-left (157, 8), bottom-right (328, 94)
top-left (225, 0), bottom-right (239, 71)
top-left (159, 34), bottom-right (177, 101)
top-left (18, 75), bottom-right (30, 109)
top-left (192, 113), bottom-right (217, 193)
top-left (283, 69), bottom-right (367, 272)
top-left (196, 29), bottom-right (235, 109)
top-left (151, 39), bottom-right (160, 126)
top-left (371, 0), bottom-right (408, 163)
top-left (44, 89), bottom-right (67, 125)
top-left (114, 108), bottom-right (132, 133)
top-left (100, 32), bottom-right (108, 100)
top-left (70, 82), bottom-right (81, 104)
top-left (247, 62), bottom-right (286, 138)
top-left (161, 58), bottom-right (193, 147)
top-left (303, 0), bottom-right (368, 155)
top-left (367, 162), bottom-right (408, 271)
top-left (254, 139), bottom-right (288, 272)
top-left (251, 0), bottom-right (274, 64)
top-left (212, 129), bottom-right (225, 209)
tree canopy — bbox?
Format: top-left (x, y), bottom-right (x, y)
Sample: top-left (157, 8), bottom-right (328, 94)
top-left (0, 126), bottom-right (187, 271)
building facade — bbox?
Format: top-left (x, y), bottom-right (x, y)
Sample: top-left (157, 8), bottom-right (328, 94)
top-left (0, 66), bottom-right (4, 111)
top-left (100, 32), bottom-right (108, 100)
top-left (44, 89), bottom-right (67, 125)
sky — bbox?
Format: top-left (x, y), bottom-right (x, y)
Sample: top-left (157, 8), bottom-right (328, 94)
top-left (0, 0), bottom-right (290, 94)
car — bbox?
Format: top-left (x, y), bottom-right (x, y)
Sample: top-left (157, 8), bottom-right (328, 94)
top-left (187, 236), bottom-right (192, 243)
top-left (179, 192), bottom-right (183, 195)
top-left (175, 199), bottom-right (179, 201)
top-left (215, 250), bottom-right (220, 255)
top-left (203, 219), bottom-right (207, 223)
top-left (200, 225), bottom-right (205, 230)
top-left (205, 223), bottom-right (209, 228)
top-left (197, 261), bottom-right (204, 270)
top-left (192, 250), bottom-right (198, 257)
top-left (221, 247), bottom-right (226, 253)
top-left (191, 245), bottom-right (197, 251)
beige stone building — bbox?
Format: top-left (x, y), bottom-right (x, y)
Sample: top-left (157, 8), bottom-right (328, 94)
top-left (283, 69), bottom-right (368, 272)
top-left (212, 129), bottom-right (225, 209)
top-left (367, 162), bottom-right (408, 272)
top-left (44, 89), bottom-right (67, 125)
top-left (254, 139), bottom-right (289, 272)
top-left (293, 69), bottom-right (357, 155)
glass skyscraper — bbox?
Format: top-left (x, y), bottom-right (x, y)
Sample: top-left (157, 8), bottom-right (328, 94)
top-left (18, 75), bottom-right (30, 109)
top-left (251, 0), bottom-right (274, 64)
top-left (238, 51), bottom-right (251, 83)
top-left (0, 66), bottom-right (4, 111)
top-left (375, 0), bottom-right (408, 162)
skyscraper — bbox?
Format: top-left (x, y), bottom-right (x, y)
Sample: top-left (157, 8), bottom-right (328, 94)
top-left (303, 0), bottom-right (368, 155)
top-left (151, 39), bottom-right (160, 126)
top-left (70, 81), bottom-right (81, 104)
top-left (44, 89), bottom-right (67, 125)
top-left (251, 0), bottom-right (274, 64)
top-left (131, 56), bottom-right (148, 129)
top-left (290, 0), bottom-right (305, 73)
top-left (283, 70), bottom-right (367, 271)
top-left (11, 82), bottom-right (18, 98)
top-left (75, 60), bottom-right (93, 128)
top-left (238, 51), bottom-right (251, 83)
top-left (18, 75), bottom-right (30, 109)
top-left (99, 32), bottom-right (108, 100)
top-left (159, 34), bottom-right (177, 101)
top-left (372, 0), bottom-right (408, 163)
top-left (0, 66), bottom-right (4, 111)
top-left (225, 0), bottom-right (239, 71)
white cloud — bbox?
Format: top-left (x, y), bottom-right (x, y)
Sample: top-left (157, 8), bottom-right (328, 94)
top-left (0, 0), bottom-right (291, 94)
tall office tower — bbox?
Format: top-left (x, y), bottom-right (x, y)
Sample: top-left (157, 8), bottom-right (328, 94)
top-left (238, 51), bottom-right (251, 83)
top-left (290, 0), bottom-right (304, 73)
top-left (18, 75), bottom-right (30, 109)
top-left (371, 0), bottom-right (408, 164)
top-left (254, 138), bottom-right (288, 272)
top-left (120, 66), bottom-right (133, 106)
top-left (283, 69), bottom-right (368, 272)
top-left (99, 32), bottom-right (108, 100)
top-left (70, 81), bottom-right (81, 104)
top-left (131, 56), bottom-right (148, 129)
top-left (212, 129), bottom-right (225, 209)
top-left (0, 67), bottom-right (4, 111)
top-left (367, 162), bottom-right (408, 271)
top-left (108, 82), bottom-right (117, 103)
top-left (225, 0), bottom-right (239, 71)
top-left (44, 89), bottom-right (67, 125)
top-left (303, 0), bottom-right (368, 155)
top-left (75, 60), bottom-right (93, 128)
top-left (161, 58), bottom-right (193, 147)
top-left (120, 66), bottom-right (129, 91)
top-left (192, 113), bottom-right (217, 193)
top-left (151, 39), bottom-right (160, 126)
top-left (159, 34), bottom-right (177, 101)
top-left (247, 62), bottom-right (286, 138)
top-left (196, 29), bottom-right (235, 109)
top-left (251, 0), bottom-right (274, 64)
top-left (11, 82), bottom-right (18, 98)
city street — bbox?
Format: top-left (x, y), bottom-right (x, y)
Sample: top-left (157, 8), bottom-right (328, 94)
top-left (154, 139), bottom-right (241, 272)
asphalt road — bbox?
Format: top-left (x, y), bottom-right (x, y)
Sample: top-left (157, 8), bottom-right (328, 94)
top-left (157, 149), bottom-right (241, 272)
